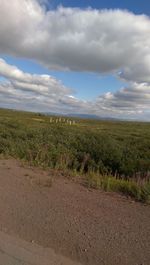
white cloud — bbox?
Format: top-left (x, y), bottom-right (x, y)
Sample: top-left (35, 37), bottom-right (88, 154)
top-left (95, 82), bottom-right (150, 115)
top-left (0, 0), bottom-right (150, 83)
top-left (0, 58), bottom-right (71, 96)
top-left (0, 58), bottom-right (87, 113)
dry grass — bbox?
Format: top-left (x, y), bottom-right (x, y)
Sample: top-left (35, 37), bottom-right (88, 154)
top-left (85, 172), bottom-right (150, 203)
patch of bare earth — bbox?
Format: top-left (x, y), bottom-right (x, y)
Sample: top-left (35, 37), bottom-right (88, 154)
top-left (0, 159), bottom-right (150, 265)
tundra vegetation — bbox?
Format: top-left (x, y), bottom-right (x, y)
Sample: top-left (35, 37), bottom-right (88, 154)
top-left (0, 108), bottom-right (150, 202)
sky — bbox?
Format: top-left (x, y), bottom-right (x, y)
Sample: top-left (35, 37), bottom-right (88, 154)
top-left (0, 0), bottom-right (150, 120)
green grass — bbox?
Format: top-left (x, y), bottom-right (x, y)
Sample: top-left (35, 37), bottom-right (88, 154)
top-left (0, 108), bottom-right (150, 202)
top-left (85, 172), bottom-right (150, 203)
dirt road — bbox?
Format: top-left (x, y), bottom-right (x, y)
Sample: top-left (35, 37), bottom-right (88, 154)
top-left (0, 230), bottom-right (82, 265)
top-left (0, 159), bottom-right (150, 265)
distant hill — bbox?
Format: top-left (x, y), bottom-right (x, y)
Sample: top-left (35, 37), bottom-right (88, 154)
top-left (67, 113), bottom-right (101, 119)
top-left (45, 112), bottom-right (119, 121)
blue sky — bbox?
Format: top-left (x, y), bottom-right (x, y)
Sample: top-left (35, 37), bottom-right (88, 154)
top-left (48, 0), bottom-right (150, 15)
top-left (0, 0), bottom-right (150, 120)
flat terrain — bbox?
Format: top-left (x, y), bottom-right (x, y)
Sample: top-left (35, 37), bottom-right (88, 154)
top-left (0, 231), bottom-right (82, 265)
top-left (0, 159), bottom-right (150, 265)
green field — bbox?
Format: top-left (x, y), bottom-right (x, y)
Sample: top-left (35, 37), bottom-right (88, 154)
top-left (0, 108), bottom-right (150, 202)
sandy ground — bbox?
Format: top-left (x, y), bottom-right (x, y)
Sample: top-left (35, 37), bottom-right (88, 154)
top-left (0, 230), bottom-right (82, 265)
top-left (0, 159), bottom-right (150, 265)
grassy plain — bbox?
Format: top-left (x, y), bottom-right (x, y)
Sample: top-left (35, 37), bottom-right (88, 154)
top-left (0, 108), bottom-right (150, 202)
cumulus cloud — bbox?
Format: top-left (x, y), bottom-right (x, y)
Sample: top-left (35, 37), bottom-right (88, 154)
top-left (0, 58), bottom-right (89, 113)
top-left (0, 58), bottom-right (67, 110)
top-left (95, 83), bottom-right (150, 115)
top-left (0, 58), bottom-right (70, 96)
top-left (0, 0), bottom-right (150, 83)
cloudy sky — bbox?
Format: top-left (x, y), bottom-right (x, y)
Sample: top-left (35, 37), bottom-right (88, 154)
top-left (0, 0), bottom-right (150, 120)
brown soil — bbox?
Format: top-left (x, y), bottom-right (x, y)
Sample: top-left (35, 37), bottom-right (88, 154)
top-left (0, 159), bottom-right (150, 265)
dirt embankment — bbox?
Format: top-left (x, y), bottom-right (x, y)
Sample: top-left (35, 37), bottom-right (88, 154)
top-left (0, 159), bottom-right (150, 265)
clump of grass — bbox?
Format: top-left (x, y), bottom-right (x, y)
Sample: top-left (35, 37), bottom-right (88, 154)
top-left (140, 182), bottom-right (150, 203)
top-left (85, 172), bottom-right (150, 203)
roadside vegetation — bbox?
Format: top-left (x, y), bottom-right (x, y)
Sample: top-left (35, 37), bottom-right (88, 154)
top-left (0, 108), bottom-right (150, 202)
